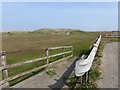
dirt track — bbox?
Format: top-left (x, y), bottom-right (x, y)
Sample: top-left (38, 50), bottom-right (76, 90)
top-left (97, 42), bottom-right (118, 88)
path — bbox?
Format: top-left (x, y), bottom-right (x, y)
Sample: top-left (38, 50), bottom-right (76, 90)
top-left (97, 42), bottom-right (119, 88)
top-left (12, 56), bottom-right (79, 89)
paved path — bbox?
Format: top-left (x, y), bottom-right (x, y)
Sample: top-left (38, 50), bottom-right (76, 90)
top-left (97, 42), bottom-right (119, 88)
top-left (12, 57), bottom-right (79, 89)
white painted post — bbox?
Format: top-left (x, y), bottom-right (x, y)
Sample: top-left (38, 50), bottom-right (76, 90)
top-left (46, 49), bottom-right (49, 67)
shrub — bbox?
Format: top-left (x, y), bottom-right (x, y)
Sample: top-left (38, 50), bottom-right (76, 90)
top-left (46, 67), bottom-right (56, 76)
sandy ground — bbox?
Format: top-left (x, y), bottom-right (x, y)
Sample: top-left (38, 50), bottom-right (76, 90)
top-left (97, 42), bottom-right (119, 88)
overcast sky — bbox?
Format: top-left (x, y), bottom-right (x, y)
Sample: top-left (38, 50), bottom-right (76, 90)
top-left (2, 2), bottom-right (118, 31)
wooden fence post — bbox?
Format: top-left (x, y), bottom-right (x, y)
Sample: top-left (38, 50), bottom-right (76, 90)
top-left (62, 47), bottom-right (65, 58)
top-left (72, 46), bottom-right (73, 56)
top-left (0, 55), bottom-right (9, 88)
top-left (46, 49), bottom-right (49, 67)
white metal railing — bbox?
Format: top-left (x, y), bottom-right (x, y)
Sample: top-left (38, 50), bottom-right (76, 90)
top-left (75, 35), bottom-right (101, 76)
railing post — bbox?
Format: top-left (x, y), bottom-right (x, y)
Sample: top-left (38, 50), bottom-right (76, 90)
top-left (80, 76), bottom-right (83, 84)
top-left (78, 55), bottom-right (85, 84)
top-left (46, 49), bottom-right (49, 67)
top-left (0, 54), bottom-right (9, 88)
top-left (85, 71), bottom-right (88, 82)
top-left (62, 47), bottom-right (65, 58)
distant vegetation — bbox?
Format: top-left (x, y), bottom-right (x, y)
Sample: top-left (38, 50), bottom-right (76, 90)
top-left (3, 28), bottom-right (86, 36)
top-left (28, 28), bottom-right (86, 35)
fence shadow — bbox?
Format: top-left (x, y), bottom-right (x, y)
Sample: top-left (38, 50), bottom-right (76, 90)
top-left (48, 53), bottom-right (83, 90)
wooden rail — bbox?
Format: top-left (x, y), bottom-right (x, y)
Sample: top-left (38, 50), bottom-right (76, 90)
top-left (106, 36), bottom-right (120, 38)
top-left (0, 46), bottom-right (73, 88)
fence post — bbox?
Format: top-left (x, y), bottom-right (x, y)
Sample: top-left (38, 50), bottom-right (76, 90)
top-left (77, 76), bottom-right (82, 84)
top-left (80, 54), bottom-right (85, 83)
top-left (62, 47), bottom-right (65, 58)
top-left (0, 54), bottom-right (9, 88)
top-left (85, 71), bottom-right (88, 82)
top-left (71, 46), bottom-right (73, 56)
top-left (46, 49), bottom-right (49, 67)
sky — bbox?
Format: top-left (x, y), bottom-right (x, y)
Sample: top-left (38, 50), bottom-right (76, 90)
top-left (2, 2), bottom-right (118, 31)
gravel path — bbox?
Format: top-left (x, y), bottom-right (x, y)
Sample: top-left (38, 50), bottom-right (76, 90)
top-left (97, 42), bottom-right (119, 88)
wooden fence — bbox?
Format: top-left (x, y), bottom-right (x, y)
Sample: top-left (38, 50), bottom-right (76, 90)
top-left (0, 46), bottom-right (73, 88)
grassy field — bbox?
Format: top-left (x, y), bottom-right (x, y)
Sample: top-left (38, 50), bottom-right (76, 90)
top-left (2, 30), bottom-right (99, 85)
top-left (2, 31), bottom-right (99, 55)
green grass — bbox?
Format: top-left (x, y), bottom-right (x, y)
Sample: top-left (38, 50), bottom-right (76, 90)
top-left (46, 67), bottom-right (56, 76)
top-left (6, 50), bottom-right (46, 64)
top-left (78, 80), bottom-right (97, 90)
top-left (2, 31), bottom-right (99, 86)
top-left (49, 55), bottom-right (63, 63)
top-left (66, 76), bottom-right (78, 88)
top-left (8, 59), bottom-right (47, 77)
top-left (89, 67), bottom-right (101, 81)
top-left (49, 49), bottom-right (62, 56)
top-left (108, 37), bottom-right (120, 42)
top-left (2, 32), bottom-right (98, 53)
